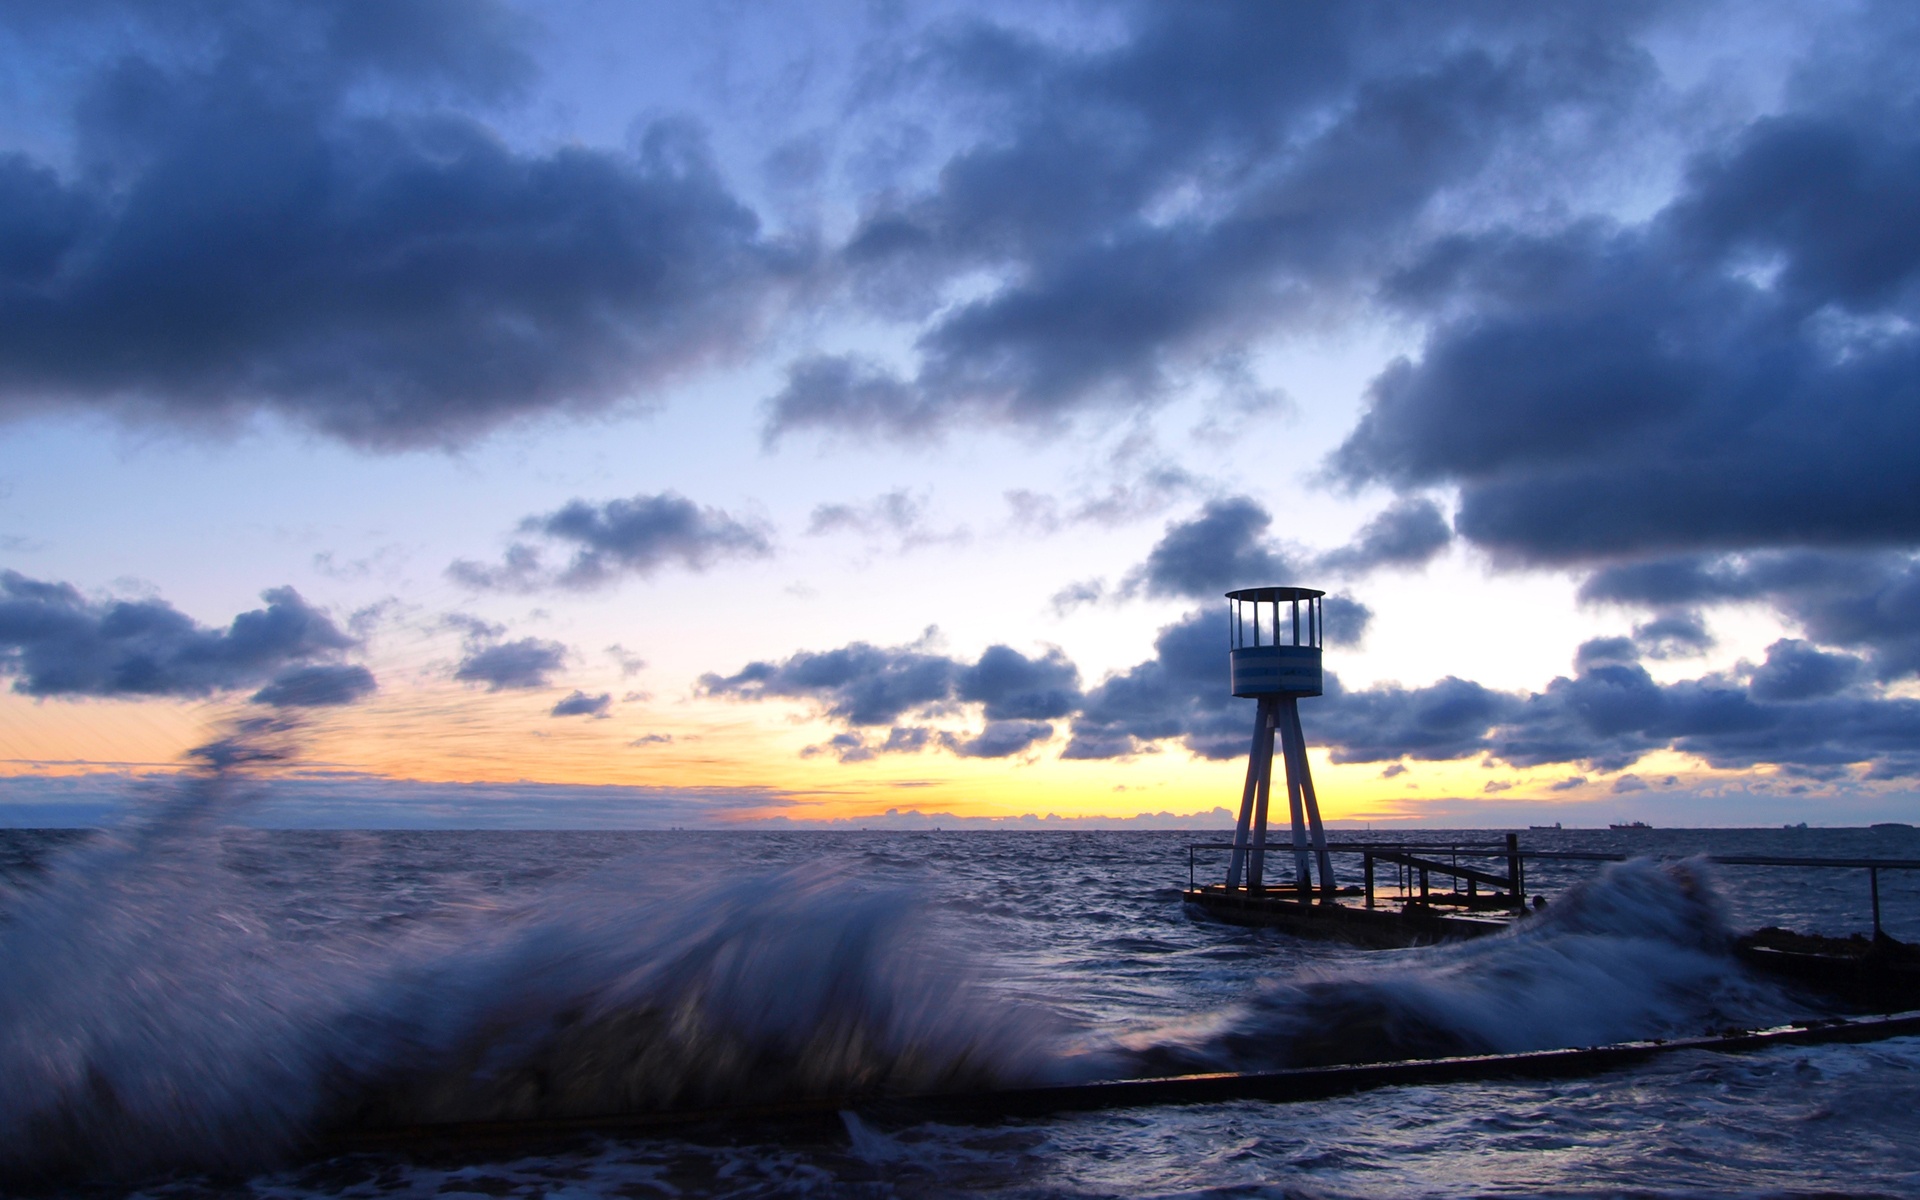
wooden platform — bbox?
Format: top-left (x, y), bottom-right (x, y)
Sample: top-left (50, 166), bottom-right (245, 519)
top-left (1183, 885), bottom-right (1520, 947)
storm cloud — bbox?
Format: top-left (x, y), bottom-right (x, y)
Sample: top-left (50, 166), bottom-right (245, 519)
top-left (768, 4), bottom-right (1670, 441)
top-left (0, 572), bottom-right (370, 705)
top-left (0, 2), bottom-right (795, 449)
top-left (1334, 103), bottom-right (1920, 565)
top-left (450, 492), bottom-right (774, 591)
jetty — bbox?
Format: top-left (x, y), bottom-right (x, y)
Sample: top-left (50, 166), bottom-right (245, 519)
top-left (1181, 583), bottom-right (1920, 1007)
top-left (1182, 585), bottom-right (1536, 944)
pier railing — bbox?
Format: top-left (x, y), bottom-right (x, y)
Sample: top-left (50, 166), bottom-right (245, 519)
top-left (1190, 836), bottom-right (1526, 909)
top-left (1188, 839), bottom-right (1920, 937)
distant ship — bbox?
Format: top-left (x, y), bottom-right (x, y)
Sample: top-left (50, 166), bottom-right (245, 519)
top-left (1529, 822), bottom-right (1562, 830)
top-left (1609, 821), bottom-right (1652, 830)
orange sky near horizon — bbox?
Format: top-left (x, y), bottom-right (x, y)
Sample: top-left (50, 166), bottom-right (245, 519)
top-left (0, 686), bottom-right (1753, 826)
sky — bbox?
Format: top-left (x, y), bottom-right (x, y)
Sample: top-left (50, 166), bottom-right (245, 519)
top-left (0, 0), bottom-right (1916, 829)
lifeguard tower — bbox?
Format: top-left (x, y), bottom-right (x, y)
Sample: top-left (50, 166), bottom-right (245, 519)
top-left (1222, 586), bottom-right (1334, 901)
top-left (1186, 585), bottom-right (1531, 943)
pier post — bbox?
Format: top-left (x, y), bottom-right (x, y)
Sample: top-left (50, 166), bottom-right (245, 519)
top-left (1872, 866), bottom-right (1883, 939)
top-left (1506, 833), bottom-right (1523, 906)
top-left (1363, 853), bottom-right (1375, 908)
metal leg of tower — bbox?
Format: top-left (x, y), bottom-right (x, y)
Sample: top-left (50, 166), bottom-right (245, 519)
top-left (1225, 701), bottom-right (1264, 890)
top-left (1285, 699), bottom-right (1336, 900)
top-left (1249, 697), bottom-right (1277, 893)
top-left (1278, 698), bottom-right (1312, 901)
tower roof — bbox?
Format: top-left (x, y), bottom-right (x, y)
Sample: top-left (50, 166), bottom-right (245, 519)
top-left (1224, 586), bottom-right (1325, 602)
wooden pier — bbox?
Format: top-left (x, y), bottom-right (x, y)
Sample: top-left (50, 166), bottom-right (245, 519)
top-left (1185, 832), bottom-right (1534, 946)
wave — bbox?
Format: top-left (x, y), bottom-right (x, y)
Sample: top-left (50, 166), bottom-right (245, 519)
top-left (0, 765), bottom-right (1805, 1187)
top-left (0, 774), bottom-right (1056, 1186)
top-left (1120, 857), bottom-right (1795, 1077)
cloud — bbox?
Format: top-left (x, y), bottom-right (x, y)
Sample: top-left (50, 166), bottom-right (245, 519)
top-left (1748, 639), bottom-right (1865, 702)
top-left (549, 689), bottom-right (611, 718)
top-left (939, 719), bottom-right (1054, 759)
top-left (454, 636), bottom-right (567, 691)
top-left (763, 355), bottom-right (936, 445)
top-left (249, 664), bottom-right (377, 708)
top-left (770, 5), bottom-right (1670, 442)
top-left (702, 638), bottom-right (960, 726)
top-left (450, 492), bottom-right (773, 591)
top-left (0, 572), bottom-right (368, 702)
top-left (702, 600), bottom-right (1920, 779)
top-left (1125, 497), bottom-right (1301, 600)
top-left (1317, 498), bottom-right (1452, 574)
top-left (0, 3), bottom-right (795, 449)
top-left (1332, 102), bottom-right (1920, 566)
top-left (700, 636), bottom-right (1081, 759)
top-left (1063, 608), bottom-right (1243, 760)
top-left (1006, 461), bottom-right (1199, 537)
top-left (1120, 496), bottom-right (1446, 608)
top-left (806, 488), bottom-right (964, 552)
top-left (956, 644), bottom-right (1081, 720)
top-left (1582, 551), bottom-right (1920, 681)
top-left (1049, 579), bottom-right (1105, 616)
top-left (605, 644), bottom-right (648, 677)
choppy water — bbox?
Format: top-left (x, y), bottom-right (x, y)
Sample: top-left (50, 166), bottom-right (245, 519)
top-left (1, 778), bottom-right (1917, 1197)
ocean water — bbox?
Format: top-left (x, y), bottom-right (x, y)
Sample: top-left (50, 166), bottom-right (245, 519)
top-left (2, 778), bottom-right (1918, 1198)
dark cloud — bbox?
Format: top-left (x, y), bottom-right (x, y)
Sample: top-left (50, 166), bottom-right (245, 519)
top-left (1121, 496), bottom-right (1440, 608)
top-left (1321, 595), bottom-right (1374, 648)
top-left (705, 599), bottom-right (1920, 779)
top-left (1583, 551), bottom-right (1920, 681)
top-left (1334, 101), bottom-right (1920, 565)
top-left (450, 492), bottom-right (773, 591)
top-left (939, 719), bottom-right (1053, 759)
top-left (1064, 609), bottom-right (1242, 761)
top-left (700, 637), bottom-right (1080, 759)
top-left (763, 355), bottom-right (934, 445)
top-left (1126, 497), bottom-right (1299, 600)
top-left (1313, 674), bottom-right (1521, 765)
top-left (956, 645), bottom-right (1081, 720)
top-left (0, 572), bottom-right (366, 701)
top-left (701, 639), bottom-right (958, 727)
top-left (1631, 611), bottom-right (1714, 659)
top-left (1317, 498), bottom-right (1452, 574)
top-left (549, 689), bottom-right (611, 718)
top-left (0, 2), bottom-right (794, 449)
top-left (250, 663), bottom-right (377, 708)
top-left (1748, 639), bottom-right (1865, 702)
top-left (771, 5), bottom-right (1668, 442)
top-left (454, 637), bottom-right (566, 691)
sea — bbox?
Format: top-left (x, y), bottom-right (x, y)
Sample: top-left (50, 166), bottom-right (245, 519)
top-left (2, 776), bottom-right (1919, 1199)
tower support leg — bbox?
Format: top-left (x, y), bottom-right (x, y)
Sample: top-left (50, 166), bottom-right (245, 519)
top-left (1248, 698), bottom-right (1277, 893)
top-left (1276, 697), bottom-right (1311, 900)
top-left (1225, 699), bottom-right (1266, 890)
top-left (1281, 699), bottom-right (1335, 900)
